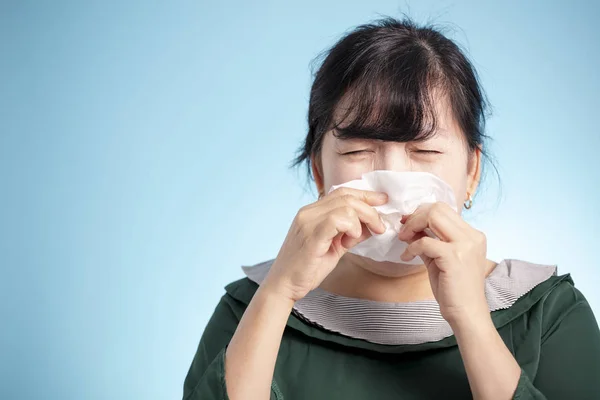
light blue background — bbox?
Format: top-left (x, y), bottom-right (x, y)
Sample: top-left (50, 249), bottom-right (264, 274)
top-left (1, 1), bottom-right (598, 399)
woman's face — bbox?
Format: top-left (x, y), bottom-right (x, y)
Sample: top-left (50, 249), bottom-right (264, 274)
top-left (311, 95), bottom-right (482, 276)
top-left (314, 95), bottom-right (481, 214)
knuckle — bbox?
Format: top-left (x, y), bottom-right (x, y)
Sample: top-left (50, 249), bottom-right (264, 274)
top-left (333, 187), bottom-right (350, 197)
top-left (430, 202), bottom-right (445, 216)
top-left (331, 195), bottom-right (349, 209)
top-left (325, 213), bottom-right (338, 225)
top-left (452, 247), bottom-right (463, 259)
top-left (437, 201), bottom-right (450, 210)
top-left (340, 194), bottom-right (355, 204)
top-left (295, 208), bottom-right (309, 225)
top-left (427, 211), bottom-right (440, 226)
top-left (342, 205), bottom-right (357, 218)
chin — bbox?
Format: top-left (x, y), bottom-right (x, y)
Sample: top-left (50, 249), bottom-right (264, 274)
top-left (360, 259), bottom-right (426, 278)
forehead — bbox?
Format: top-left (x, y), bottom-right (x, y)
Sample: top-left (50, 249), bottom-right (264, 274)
top-left (330, 91), bottom-right (462, 144)
top-left (328, 89), bottom-right (464, 142)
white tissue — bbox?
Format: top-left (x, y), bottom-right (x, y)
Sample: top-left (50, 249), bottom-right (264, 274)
top-left (328, 170), bottom-right (457, 264)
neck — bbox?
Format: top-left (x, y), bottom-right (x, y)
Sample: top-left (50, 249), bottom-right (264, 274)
top-left (319, 253), bottom-right (435, 302)
top-left (319, 253), bottom-right (498, 303)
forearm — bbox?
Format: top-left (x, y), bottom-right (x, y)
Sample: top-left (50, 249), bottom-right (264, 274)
top-left (225, 283), bottom-right (295, 400)
top-left (452, 314), bottom-right (522, 400)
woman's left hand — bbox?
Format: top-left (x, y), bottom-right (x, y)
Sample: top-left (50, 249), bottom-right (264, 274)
top-left (398, 202), bottom-right (490, 326)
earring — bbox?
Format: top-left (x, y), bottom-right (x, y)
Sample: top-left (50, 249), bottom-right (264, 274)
top-left (464, 193), bottom-right (473, 210)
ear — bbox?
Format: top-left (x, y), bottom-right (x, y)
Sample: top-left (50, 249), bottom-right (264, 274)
top-left (310, 153), bottom-right (325, 197)
top-left (466, 146), bottom-right (482, 200)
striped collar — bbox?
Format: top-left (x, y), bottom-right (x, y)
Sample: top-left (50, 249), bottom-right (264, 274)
top-left (241, 259), bottom-right (557, 345)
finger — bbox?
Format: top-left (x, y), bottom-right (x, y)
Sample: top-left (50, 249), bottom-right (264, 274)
top-left (325, 187), bottom-right (388, 207)
top-left (312, 208), bottom-right (363, 253)
top-left (311, 194), bottom-right (387, 235)
top-left (335, 196), bottom-right (386, 234)
top-left (340, 222), bottom-right (372, 249)
top-left (330, 232), bottom-right (345, 254)
top-left (398, 231), bottom-right (432, 265)
top-left (400, 237), bottom-right (453, 271)
top-left (398, 203), bottom-right (468, 243)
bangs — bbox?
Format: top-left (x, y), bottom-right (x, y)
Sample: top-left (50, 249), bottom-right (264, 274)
top-left (329, 44), bottom-right (447, 143)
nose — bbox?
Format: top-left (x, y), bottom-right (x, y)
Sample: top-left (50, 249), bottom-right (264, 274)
top-left (375, 143), bottom-right (412, 172)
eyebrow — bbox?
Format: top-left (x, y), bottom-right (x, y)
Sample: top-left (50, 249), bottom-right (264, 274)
top-left (335, 132), bottom-right (449, 143)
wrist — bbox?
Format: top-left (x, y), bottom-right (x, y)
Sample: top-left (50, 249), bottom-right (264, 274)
top-left (442, 293), bottom-right (491, 329)
top-left (258, 277), bottom-right (298, 309)
top-left (449, 309), bottom-right (495, 340)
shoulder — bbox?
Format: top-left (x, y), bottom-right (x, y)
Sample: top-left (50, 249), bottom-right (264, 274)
top-left (516, 264), bottom-right (596, 338)
top-left (535, 273), bottom-right (593, 334)
top-left (197, 277), bottom-right (258, 344)
top-left (203, 267), bottom-right (264, 331)
top-left (201, 259), bottom-right (276, 330)
top-left (541, 273), bottom-right (585, 307)
top-left (529, 268), bottom-right (587, 314)
top-left (489, 259), bottom-right (594, 333)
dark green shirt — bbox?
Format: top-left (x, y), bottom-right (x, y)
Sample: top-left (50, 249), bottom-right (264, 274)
top-left (183, 273), bottom-right (600, 399)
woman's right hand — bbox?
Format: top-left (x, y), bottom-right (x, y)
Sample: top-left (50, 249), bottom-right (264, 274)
top-left (262, 187), bottom-right (389, 302)
top-left (224, 188), bottom-right (387, 400)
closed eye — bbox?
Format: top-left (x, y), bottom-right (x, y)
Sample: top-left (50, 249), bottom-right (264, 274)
top-left (414, 150), bottom-right (442, 154)
top-left (341, 150), bottom-right (370, 155)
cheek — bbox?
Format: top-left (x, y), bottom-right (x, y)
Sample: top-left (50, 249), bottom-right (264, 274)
top-left (321, 156), bottom-right (367, 192)
top-left (451, 180), bottom-right (468, 213)
top-left (427, 171), bottom-right (465, 211)
top-left (446, 172), bottom-right (469, 213)
top-left (427, 162), bottom-right (468, 212)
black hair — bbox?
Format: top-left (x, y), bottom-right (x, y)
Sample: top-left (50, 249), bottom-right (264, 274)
top-left (293, 16), bottom-right (495, 193)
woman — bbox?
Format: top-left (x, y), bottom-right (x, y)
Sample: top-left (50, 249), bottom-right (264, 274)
top-left (183, 17), bottom-right (600, 399)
